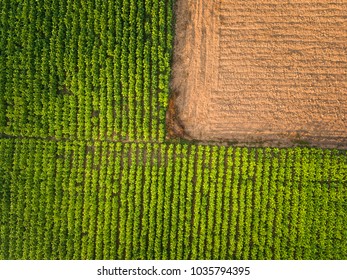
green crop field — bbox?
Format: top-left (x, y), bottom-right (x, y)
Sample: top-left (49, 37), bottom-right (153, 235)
top-left (1, 0), bottom-right (347, 260)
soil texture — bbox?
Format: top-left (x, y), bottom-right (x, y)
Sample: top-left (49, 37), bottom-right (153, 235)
top-left (170, 0), bottom-right (347, 148)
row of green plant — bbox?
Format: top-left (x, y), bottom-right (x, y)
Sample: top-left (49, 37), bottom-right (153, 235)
top-left (0, 0), bottom-right (173, 141)
top-left (1, 139), bottom-right (347, 259)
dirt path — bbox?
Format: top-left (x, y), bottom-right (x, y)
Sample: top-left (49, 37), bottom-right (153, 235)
top-left (170, 0), bottom-right (220, 138)
top-left (170, 0), bottom-right (347, 148)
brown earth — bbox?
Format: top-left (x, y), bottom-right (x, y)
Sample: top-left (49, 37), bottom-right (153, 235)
top-left (169, 0), bottom-right (347, 148)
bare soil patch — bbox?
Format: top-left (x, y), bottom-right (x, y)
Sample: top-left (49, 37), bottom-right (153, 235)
top-left (169, 0), bottom-right (347, 148)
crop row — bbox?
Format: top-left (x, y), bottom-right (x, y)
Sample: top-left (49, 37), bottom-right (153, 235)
top-left (1, 139), bottom-right (347, 259)
top-left (0, 0), bottom-right (173, 141)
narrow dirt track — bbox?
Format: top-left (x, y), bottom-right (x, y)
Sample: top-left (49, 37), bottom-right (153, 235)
top-left (170, 0), bottom-right (347, 148)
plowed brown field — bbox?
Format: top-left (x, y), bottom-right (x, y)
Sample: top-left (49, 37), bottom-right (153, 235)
top-left (170, 0), bottom-right (347, 148)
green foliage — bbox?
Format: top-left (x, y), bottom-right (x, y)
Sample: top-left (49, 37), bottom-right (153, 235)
top-left (0, 0), bottom-right (171, 142)
top-left (1, 139), bottom-right (347, 259)
top-left (1, 0), bottom-right (347, 261)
